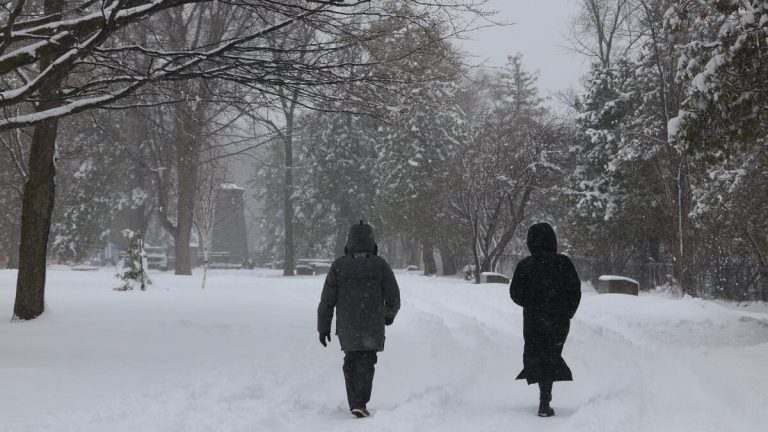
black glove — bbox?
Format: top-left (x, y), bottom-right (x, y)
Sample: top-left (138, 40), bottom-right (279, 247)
top-left (385, 316), bottom-right (394, 326)
top-left (319, 332), bottom-right (331, 347)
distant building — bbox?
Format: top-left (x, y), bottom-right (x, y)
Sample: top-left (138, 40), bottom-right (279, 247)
top-left (211, 183), bottom-right (249, 264)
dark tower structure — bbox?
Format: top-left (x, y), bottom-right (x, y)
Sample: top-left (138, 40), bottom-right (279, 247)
top-left (213, 184), bottom-right (249, 264)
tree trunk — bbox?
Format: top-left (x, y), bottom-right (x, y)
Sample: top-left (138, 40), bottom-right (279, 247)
top-left (334, 199), bottom-right (351, 258)
top-left (174, 217), bottom-right (193, 275)
top-left (680, 159), bottom-right (696, 296)
top-left (174, 136), bottom-right (197, 275)
top-left (472, 241), bottom-right (481, 284)
top-left (670, 156), bottom-right (696, 296)
top-left (201, 238), bottom-right (210, 289)
top-left (422, 239), bottom-right (437, 275)
top-left (14, 118), bottom-right (59, 319)
top-left (407, 238), bottom-right (420, 267)
top-left (13, 0), bottom-right (63, 320)
top-left (439, 244), bottom-right (457, 275)
top-left (172, 101), bottom-right (203, 276)
top-left (283, 126), bottom-right (295, 276)
top-left (480, 256), bottom-right (492, 274)
top-left (334, 221), bottom-right (347, 259)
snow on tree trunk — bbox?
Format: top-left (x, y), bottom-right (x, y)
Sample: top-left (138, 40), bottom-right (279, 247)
top-left (198, 213), bottom-right (212, 290)
top-left (201, 243), bottom-right (210, 289)
top-left (195, 157), bottom-right (226, 290)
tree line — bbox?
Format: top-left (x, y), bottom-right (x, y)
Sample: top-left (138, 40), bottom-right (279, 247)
top-left (255, 0), bottom-right (768, 299)
top-left (564, 0), bottom-right (767, 299)
top-left (1, 0), bottom-right (766, 322)
top-left (0, 0), bottom-right (490, 320)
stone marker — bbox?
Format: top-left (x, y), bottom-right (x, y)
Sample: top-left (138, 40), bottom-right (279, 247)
top-left (597, 275), bottom-right (639, 295)
top-left (295, 265), bottom-right (314, 276)
top-left (312, 263), bottom-right (331, 275)
top-left (71, 265), bottom-right (99, 272)
top-left (480, 272), bottom-right (510, 284)
top-left (213, 184), bottom-right (249, 264)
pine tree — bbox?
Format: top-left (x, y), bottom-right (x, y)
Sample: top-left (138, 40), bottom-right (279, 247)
top-left (301, 106), bottom-right (379, 258)
top-left (570, 0), bottom-right (700, 294)
top-left (670, 0), bottom-right (768, 158)
top-left (667, 0), bottom-right (768, 284)
top-left (370, 17), bottom-right (467, 274)
top-left (115, 230), bottom-right (151, 291)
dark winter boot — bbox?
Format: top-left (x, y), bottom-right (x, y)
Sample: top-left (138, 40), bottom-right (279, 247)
top-left (350, 407), bottom-right (370, 418)
top-left (538, 392), bottom-right (555, 417)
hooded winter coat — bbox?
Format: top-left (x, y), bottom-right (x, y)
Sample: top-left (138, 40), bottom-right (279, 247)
top-left (317, 222), bottom-right (400, 352)
top-left (510, 223), bottom-right (581, 384)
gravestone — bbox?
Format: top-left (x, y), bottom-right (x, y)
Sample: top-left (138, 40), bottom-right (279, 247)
top-left (71, 265), bottom-right (99, 271)
top-left (296, 265), bottom-right (314, 276)
top-left (597, 275), bottom-right (639, 295)
top-left (480, 272), bottom-right (510, 284)
top-left (312, 263), bottom-right (331, 275)
top-left (212, 184), bottom-right (249, 265)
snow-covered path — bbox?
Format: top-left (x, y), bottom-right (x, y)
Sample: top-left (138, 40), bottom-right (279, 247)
top-left (1, 269), bottom-right (767, 432)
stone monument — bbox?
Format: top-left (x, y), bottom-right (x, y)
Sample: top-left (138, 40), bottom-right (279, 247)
top-left (212, 184), bottom-right (249, 265)
top-left (597, 275), bottom-right (639, 295)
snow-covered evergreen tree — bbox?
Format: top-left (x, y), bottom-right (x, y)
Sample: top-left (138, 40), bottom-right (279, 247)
top-left (569, 0), bottom-right (703, 293)
top-left (667, 0), bottom-right (768, 283)
top-left (115, 230), bottom-right (151, 291)
top-left (373, 23), bottom-right (467, 274)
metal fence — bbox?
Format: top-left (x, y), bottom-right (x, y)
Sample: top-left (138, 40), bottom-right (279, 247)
top-left (691, 264), bottom-right (768, 302)
top-left (493, 254), bottom-right (768, 302)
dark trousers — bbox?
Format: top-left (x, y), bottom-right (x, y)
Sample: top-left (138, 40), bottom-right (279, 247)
top-left (343, 351), bottom-right (378, 410)
top-left (539, 381), bottom-right (553, 396)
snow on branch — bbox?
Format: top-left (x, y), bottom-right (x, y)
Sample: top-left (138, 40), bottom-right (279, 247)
top-left (0, 0), bottom-right (489, 132)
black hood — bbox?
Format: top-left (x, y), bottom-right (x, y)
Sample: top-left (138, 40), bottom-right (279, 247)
top-left (345, 221), bottom-right (377, 255)
top-left (527, 222), bottom-right (557, 254)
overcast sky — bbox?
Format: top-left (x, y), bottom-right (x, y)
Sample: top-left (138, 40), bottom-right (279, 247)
top-left (458, 0), bottom-right (586, 105)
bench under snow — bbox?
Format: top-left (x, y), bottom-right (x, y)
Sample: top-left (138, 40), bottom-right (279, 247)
top-left (597, 275), bottom-right (640, 296)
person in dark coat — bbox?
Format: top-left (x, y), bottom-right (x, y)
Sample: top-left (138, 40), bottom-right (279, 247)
top-left (318, 221), bottom-right (401, 418)
top-left (510, 222), bottom-right (581, 417)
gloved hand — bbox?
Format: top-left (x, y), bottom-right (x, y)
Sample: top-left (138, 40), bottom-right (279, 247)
top-left (385, 316), bottom-right (394, 326)
top-left (319, 332), bottom-right (331, 347)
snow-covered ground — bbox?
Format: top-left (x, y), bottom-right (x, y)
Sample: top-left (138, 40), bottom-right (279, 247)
top-left (1, 269), bottom-right (767, 432)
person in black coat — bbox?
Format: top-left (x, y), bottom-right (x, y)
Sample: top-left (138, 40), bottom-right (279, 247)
top-left (317, 221), bottom-right (401, 418)
top-left (510, 222), bottom-right (581, 417)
